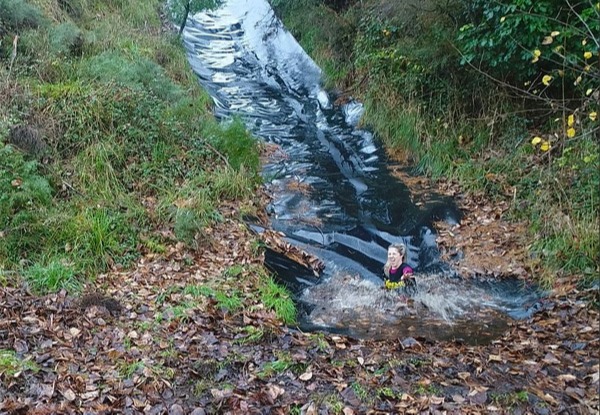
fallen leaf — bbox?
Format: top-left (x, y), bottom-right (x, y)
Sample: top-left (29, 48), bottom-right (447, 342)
top-left (62, 389), bottom-right (76, 401)
top-left (299, 371), bottom-right (313, 381)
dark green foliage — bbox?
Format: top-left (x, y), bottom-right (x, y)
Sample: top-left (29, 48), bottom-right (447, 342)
top-left (457, 0), bottom-right (600, 92)
top-left (0, 0), bottom-right (45, 34)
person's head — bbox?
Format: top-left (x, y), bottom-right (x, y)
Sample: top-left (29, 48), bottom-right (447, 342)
top-left (384, 243), bottom-right (406, 276)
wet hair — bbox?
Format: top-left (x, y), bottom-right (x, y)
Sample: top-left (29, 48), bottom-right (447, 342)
top-left (383, 243), bottom-right (406, 278)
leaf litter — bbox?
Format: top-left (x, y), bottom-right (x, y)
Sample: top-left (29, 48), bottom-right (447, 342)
top-left (0, 178), bottom-right (598, 414)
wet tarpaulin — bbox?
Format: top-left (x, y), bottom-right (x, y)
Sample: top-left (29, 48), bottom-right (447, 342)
top-left (183, 0), bottom-right (544, 342)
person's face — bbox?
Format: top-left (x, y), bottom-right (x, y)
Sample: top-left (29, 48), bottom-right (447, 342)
top-left (387, 247), bottom-right (402, 266)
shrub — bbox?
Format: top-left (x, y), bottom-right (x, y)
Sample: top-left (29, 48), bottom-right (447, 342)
top-left (0, 0), bottom-right (45, 34)
top-left (49, 22), bottom-right (84, 57)
top-left (78, 52), bottom-right (183, 102)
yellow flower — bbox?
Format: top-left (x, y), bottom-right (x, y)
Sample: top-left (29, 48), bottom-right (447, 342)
top-left (542, 36), bottom-right (553, 45)
top-left (540, 141), bottom-right (551, 151)
top-left (585, 65), bottom-right (591, 72)
top-left (584, 51), bottom-right (593, 59)
top-left (531, 49), bottom-right (541, 63)
top-left (531, 136), bottom-right (543, 145)
top-left (567, 114), bottom-right (575, 127)
top-left (567, 127), bottom-right (576, 138)
top-left (582, 39), bottom-right (587, 46)
top-left (590, 112), bottom-right (598, 122)
top-left (500, 16), bottom-right (506, 22)
top-left (587, 88), bottom-right (593, 96)
top-left (550, 31), bottom-right (560, 37)
top-left (542, 75), bottom-right (553, 86)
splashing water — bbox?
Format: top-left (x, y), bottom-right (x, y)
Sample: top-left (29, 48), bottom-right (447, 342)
top-left (184, 0), bottom-right (546, 344)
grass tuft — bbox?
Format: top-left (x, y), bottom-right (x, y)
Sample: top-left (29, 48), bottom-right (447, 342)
top-left (259, 276), bottom-right (296, 324)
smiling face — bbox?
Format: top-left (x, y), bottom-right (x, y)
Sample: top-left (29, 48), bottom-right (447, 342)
top-left (387, 246), bottom-right (403, 269)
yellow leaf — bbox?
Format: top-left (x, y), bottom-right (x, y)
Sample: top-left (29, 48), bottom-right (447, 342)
top-left (590, 112), bottom-right (597, 122)
top-left (574, 75), bottom-right (582, 85)
top-left (550, 31), bottom-right (560, 37)
top-left (558, 70), bottom-right (565, 77)
top-left (567, 128), bottom-right (576, 138)
top-left (500, 16), bottom-right (506, 22)
top-left (542, 75), bottom-right (553, 86)
top-left (567, 114), bottom-right (575, 127)
top-left (586, 88), bottom-right (593, 96)
top-left (584, 51), bottom-right (593, 59)
top-left (540, 141), bottom-right (551, 151)
top-left (542, 36), bottom-right (553, 45)
top-left (585, 65), bottom-right (591, 72)
top-left (582, 39), bottom-right (587, 46)
top-left (531, 136), bottom-right (543, 145)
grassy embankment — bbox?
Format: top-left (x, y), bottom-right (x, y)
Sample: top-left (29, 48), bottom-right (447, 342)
top-left (273, 0), bottom-right (599, 288)
top-left (0, 0), bottom-right (295, 320)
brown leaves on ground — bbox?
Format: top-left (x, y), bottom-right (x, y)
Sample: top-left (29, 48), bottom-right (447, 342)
top-left (392, 168), bottom-right (532, 279)
top-left (0, 180), bottom-right (598, 414)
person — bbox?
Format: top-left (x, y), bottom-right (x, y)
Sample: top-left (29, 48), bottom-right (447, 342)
top-left (383, 243), bottom-right (415, 291)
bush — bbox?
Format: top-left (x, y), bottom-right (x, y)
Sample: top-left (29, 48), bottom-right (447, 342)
top-left (0, 0), bottom-right (44, 34)
top-left (49, 22), bottom-right (84, 57)
top-left (79, 52), bottom-right (183, 102)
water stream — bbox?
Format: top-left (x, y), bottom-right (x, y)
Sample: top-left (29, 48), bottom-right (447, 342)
top-left (182, 0), bottom-right (544, 344)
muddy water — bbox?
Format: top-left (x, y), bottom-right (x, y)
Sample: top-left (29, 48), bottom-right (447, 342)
top-left (183, 0), bottom-right (544, 344)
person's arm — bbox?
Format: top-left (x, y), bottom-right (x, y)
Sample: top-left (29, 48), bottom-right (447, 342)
top-left (400, 265), bottom-right (414, 280)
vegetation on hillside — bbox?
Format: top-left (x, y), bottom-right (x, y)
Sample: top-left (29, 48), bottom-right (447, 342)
top-left (272, 0), bottom-right (599, 287)
top-left (0, 0), bottom-right (295, 319)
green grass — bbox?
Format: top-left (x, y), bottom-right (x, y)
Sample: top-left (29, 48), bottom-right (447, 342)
top-left (259, 276), bottom-right (296, 324)
top-left (0, 349), bottom-right (39, 379)
top-left (234, 325), bottom-right (265, 345)
top-left (0, 0), bottom-right (264, 293)
top-left (490, 390), bottom-right (529, 407)
top-left (214, 290), bottom-right (243, 311)
top-left (25, 258), bottom-right (80, 293)
top-left (258, 352), bottom-right (293, 379)
top-left (117, 359), bottom-right (145, 379)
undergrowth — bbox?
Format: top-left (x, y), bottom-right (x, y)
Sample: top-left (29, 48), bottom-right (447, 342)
top-left (0, 0), bottom-right (265, 294)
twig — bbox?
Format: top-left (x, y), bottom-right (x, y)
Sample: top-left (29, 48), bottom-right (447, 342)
top-left (450, 42), bottom-right (571, 111)
top-left (7, 35), bottom-right (19, 82)
top-left (567, 0), bottom-right (600, 49)
top-left (205, 141), bottom-right (231, 168)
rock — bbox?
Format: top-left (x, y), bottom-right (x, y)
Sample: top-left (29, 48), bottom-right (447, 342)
top-left (169, 404), bottom-right (184, 415)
